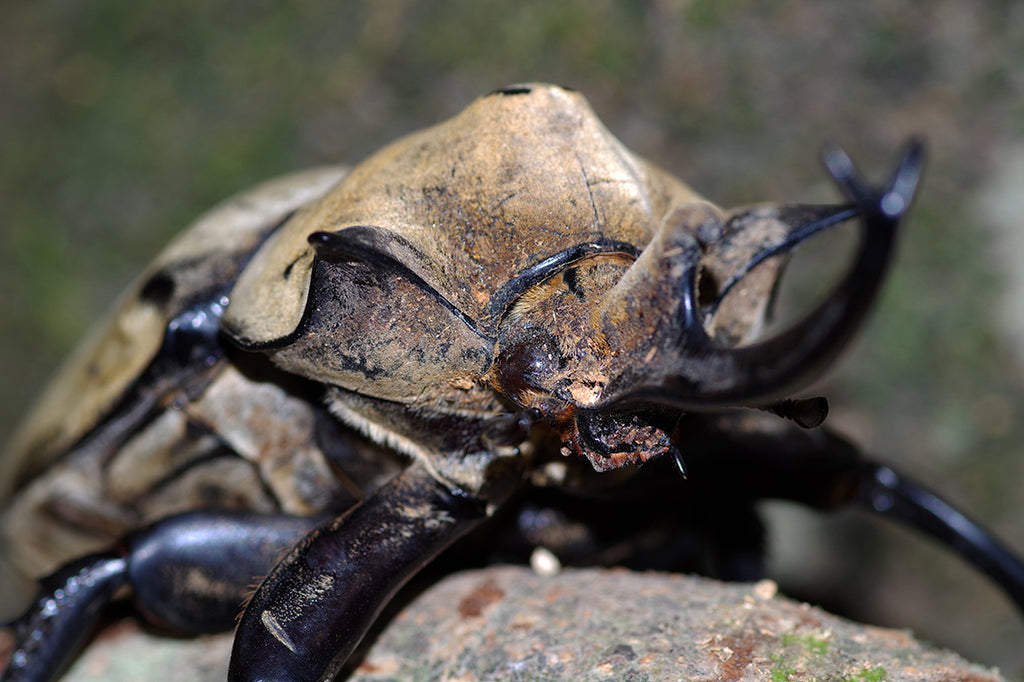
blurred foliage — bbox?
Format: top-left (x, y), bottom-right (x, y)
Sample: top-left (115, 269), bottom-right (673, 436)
top-left (2, 0), bottom-right (1024, 674)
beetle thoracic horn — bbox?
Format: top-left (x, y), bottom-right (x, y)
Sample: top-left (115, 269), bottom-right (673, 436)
top-left (592, 138), bottom-right (925, 411)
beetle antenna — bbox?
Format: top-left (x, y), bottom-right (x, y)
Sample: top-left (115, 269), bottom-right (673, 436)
top-left (481, 410), bottom-right (537, 450)
top-left (760, 396), bottom-right (829, 429)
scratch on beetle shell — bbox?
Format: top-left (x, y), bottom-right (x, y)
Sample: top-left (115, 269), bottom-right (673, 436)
top-left (575, 153), bottom-right (602, 233)
top-left (261, 610), bottom-right (298, 653)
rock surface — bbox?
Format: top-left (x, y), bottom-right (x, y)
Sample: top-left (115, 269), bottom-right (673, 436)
top-left (42, 566), bottom-right (1003, 681)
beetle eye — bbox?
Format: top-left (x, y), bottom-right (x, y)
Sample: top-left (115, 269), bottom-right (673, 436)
top-left (495, 328), bottom-right (562, 408)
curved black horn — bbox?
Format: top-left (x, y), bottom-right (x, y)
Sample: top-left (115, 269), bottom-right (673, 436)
top-left (594, 138), bottom-right (925, 410)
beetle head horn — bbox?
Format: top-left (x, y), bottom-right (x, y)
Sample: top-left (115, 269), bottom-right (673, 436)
top-left (587, 138), bottom-right (925, 411)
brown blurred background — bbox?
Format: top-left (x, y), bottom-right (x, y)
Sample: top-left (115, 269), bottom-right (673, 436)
top-left (1, 0), bottom-right (1023, 675)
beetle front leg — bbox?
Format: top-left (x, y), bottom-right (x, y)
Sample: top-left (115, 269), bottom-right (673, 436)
top-left (2, 512), bottom-right (318, 682)
top-left (856, 460), bottom-right (1024, 612)
top-left (229, 461), bottom-right (504, 682)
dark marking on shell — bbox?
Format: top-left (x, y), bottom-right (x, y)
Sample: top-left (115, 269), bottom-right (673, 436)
top-left (490, 86), bottom-right (533, 96)
top-left (139, 271), bottom-right (176, 306)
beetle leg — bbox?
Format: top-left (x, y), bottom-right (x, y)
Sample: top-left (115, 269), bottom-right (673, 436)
top-left (679, 412), bottom-right (1024, 614)
top-left (857, 461), bottom-right (1024, 612)
top-left (228, 461), bottom-right (500, 682)
top-left (2, 554), bottom-right (126, 682)
top-left (2, 512), bottom-right (317, 682)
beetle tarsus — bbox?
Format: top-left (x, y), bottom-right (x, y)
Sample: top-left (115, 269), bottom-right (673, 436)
top-left (1, 554), bottom-right (127, 682)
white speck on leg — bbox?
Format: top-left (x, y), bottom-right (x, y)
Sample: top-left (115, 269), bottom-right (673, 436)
top-left (261, 610), bottom-right (298, 653)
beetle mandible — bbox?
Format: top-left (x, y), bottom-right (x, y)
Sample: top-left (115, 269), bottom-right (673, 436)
top-left (2, 83), bottom-right (1023, 682)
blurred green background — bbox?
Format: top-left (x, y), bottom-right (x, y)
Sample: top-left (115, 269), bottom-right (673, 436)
top-left (2, 0), bottom-right (1023, 675)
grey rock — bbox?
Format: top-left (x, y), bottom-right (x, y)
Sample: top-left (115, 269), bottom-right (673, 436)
top-left (40, 566), bottom-right (1004, 681)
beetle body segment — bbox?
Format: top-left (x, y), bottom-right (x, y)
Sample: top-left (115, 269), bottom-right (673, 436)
top-left (1, 166), bottom-right (350, 498)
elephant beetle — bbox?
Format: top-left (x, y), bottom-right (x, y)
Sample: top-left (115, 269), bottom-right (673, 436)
top-left (2, 83), bottom-right (1023, 682)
